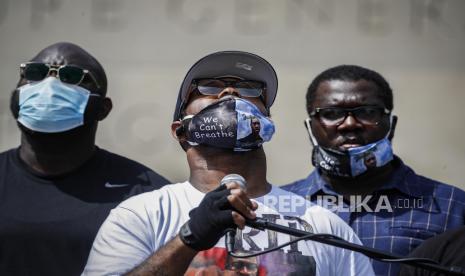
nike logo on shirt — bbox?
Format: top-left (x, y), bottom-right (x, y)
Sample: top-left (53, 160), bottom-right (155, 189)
top-left (104, 182), bottom-right (130, 188)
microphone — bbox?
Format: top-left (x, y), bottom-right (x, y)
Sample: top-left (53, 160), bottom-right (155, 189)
top-left (220, 174), bottom-right (246, 189)
top-left (220, 174), bottom-right (246, 252)
top-left (220, 174), bottom-right (268, 230)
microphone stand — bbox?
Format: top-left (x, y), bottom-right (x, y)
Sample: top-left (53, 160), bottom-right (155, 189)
top-left (245, 218), bottom-right (465, 276)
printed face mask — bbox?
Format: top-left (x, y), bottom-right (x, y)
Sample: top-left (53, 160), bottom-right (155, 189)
top-left (180, 97), bottom-right (275, 151)
top-left (305, 117), bottom-right (394, 178)
top-left (17, 77), bottom-right (99, 133)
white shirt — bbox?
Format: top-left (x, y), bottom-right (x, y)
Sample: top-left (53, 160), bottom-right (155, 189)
top-left (83, 182), bottom-right (374, 275)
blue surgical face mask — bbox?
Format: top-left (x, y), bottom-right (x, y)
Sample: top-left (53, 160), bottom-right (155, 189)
top-left (17, 77), bottom-right (99, 133)
top-left (305, 117), bottom-right (394, 178)
top-left (180, 97), bottom-right (275, 151)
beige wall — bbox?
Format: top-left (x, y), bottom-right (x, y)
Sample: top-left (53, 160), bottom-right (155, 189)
top-left (1, 0), bottom-right (464, 188)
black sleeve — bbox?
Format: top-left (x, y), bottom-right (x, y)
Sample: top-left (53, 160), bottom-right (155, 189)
top-left (398, 227), bottom-right (465, 276)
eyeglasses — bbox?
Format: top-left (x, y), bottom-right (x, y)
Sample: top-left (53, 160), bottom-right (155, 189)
top-left (20, 62), bottom-right (101, 88)
top-left (229, 261), bottom-right (258, 273)
top-left (191, 78), bottom-right (265, 98)
top-left (310, 106), bottom-right (390, 126)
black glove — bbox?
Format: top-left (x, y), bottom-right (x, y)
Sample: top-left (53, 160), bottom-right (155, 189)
top-left (179, 184), bottom-right (236, 251)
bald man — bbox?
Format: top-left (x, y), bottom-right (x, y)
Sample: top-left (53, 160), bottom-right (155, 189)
top-left (0, 42), bottom-right (169, 276)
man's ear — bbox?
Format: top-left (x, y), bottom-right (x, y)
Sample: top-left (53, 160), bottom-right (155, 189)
top-left (97, 97), bottom-right (112, 121)
top-left (304, 117), bottom-right (318, 146)
top-left (388, 115), bottom-right (398, 141)
top-left (10, 89), bottom-right (20, 119)
top-left (171, 121), bottom-right (186, 141)
top-left (171, 120), bottom-right (190, 152)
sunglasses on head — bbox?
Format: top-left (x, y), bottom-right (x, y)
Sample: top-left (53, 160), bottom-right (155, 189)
top-left (191, 78), bottom-right (265, 98)
top-left (310, 105), bottom-right (390, 126)
top-left (20, 62), bottom-right (101, 88)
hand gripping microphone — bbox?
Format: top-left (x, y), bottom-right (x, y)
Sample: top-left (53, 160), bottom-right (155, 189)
top-left (220, 174), bottom-right (246, 253)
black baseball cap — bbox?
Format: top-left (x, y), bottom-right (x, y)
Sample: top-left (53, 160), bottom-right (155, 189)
top-left (173, 51), bottom-right (278, 120)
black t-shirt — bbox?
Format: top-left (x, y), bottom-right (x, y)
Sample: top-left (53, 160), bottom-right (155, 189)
top-left (398, 226), bottom-right (465, 276)
top-left (0, 147), bottom-right (169, 276)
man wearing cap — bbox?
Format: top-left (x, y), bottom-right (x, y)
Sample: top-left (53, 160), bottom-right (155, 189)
top-left (0, 42), bottom-right (169, 276)
top-left (83, 51), bottom-right (374, 275)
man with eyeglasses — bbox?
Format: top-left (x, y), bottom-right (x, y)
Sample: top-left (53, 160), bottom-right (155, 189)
top-left (282, 65), bottom-right (465, 276)
top-left (83, 52), bottom-right (374, 275)
top-left (0, 42), bottom-right (169, 276)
